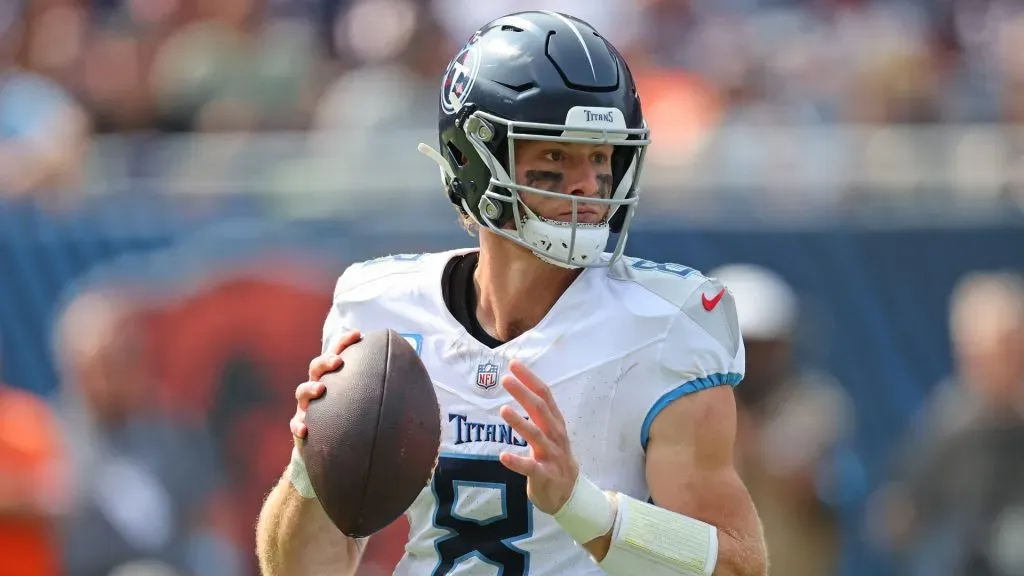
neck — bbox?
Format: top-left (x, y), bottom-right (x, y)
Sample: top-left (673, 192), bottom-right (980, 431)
top-left (474, 230), bottom-right (582, 342)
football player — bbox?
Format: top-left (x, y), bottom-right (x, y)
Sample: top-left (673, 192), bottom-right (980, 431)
top-left (257, 11), bottom-right (767, 576)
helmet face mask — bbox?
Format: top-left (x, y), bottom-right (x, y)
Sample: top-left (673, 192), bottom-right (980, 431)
top-left (419, 11), bottom-right (651, 269)
top-left (467, 109), bottom-right (649, 268)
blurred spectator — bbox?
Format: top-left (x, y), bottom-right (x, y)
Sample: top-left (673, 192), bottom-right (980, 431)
top-left (868, 271), bottom-right (1024, 576)
top-left (53, 289), bottom-right (243, 576)
top-left (0, 329), bottom-right (69, 576)
top-left (150, 0), bottom-right (322, 132)
top-left (712, 263), bottom-right (859, 576)
top-left (0, 1), bottom-right (89, 204)
top-left (312, 0), bottom-right (448, 133)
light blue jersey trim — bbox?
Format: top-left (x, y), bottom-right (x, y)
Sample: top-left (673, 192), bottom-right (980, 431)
top-left (640, 372), bottom-right (743, 450)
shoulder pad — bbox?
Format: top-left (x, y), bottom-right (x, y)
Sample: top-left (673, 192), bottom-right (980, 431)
top-left (351, 253), bottom-right (429, 275)
top-left (612, 257), bottom-right (741, 355)
top-left (323, 253), bottom-right (432, 352)
top-left (611, 257), bottom-right (708, 308)
top-left (678, 277), bottom-right (742, 357)
top-left (359, 253), bottom-right (429, 267)
top-left (336, 253), bottom-right (430, 295)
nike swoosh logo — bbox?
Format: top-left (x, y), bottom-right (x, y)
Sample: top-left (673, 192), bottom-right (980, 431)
top-left (702, 288), bottom-right (726, 312)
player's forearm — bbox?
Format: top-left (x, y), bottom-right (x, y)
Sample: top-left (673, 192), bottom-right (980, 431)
top-left (256, 474), bottom-right (361, 576)
top-left (560, 476), bottom-right (767, 576)
top-left (582, 520), bottom-right (765, 576)
top-left (710, 526), bottom-right (768, 576)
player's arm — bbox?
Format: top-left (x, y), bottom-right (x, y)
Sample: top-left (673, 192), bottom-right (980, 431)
top-left (502, 360), bottom-right (765, 576)
top-left (255, 344), bottom-right (366, 576)
top-left (638, 385), bottom-right (767, 575)
top-left (500, 279), bottom-right (766, 575)
top-left (570, 387), bottom-right (766, 575)
top-left (256, 272), bottom-right (367, 576)
top-left (255, 439), bottom-right (365, 576)
top-left (584, 283), bottom-right (765, 576)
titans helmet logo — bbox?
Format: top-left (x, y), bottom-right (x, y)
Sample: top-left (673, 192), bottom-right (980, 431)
top-left (441, 32), bottom-right (482, 115)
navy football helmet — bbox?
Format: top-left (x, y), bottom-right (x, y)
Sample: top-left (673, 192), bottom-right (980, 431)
top-left (418, 11), bottom-right (650, 268)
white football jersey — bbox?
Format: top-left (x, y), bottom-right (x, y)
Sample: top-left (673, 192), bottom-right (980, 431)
top-left (321, 249), bottom-right (745, 576)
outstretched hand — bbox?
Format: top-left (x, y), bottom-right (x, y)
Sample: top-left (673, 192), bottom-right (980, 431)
top-left (498, 359), bottom-right (579, 515)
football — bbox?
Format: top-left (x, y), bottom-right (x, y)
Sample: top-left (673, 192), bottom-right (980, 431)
top-left (300, 328), bottom-right (441, 537)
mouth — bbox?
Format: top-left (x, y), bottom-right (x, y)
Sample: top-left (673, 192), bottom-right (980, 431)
top-left (556, 208), bottom-right (603, 224)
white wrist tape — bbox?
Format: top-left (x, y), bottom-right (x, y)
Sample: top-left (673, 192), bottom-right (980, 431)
top-left (600, 493), bottom-right (719, 576)
top-left (288, 446), bottom-right (316, 499)
top-left (552, 473), bottom-right (616, 545)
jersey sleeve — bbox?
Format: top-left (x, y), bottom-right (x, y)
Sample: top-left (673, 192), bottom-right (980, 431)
top-left (640, 278), bottom-right (746, 449)
top-left (321, 265), bottom-right (361, 355)
top-left (320, 254), bottom-right (431, 354)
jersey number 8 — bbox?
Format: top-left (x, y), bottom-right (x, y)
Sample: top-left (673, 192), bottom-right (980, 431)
top-left (430, 454), bottom-right (533, 575)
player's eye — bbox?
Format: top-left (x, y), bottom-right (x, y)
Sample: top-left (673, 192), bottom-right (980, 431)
top-left (542, 150), bottom-right (564, 162)
top-left (591, 151), bottom-right (610, 165)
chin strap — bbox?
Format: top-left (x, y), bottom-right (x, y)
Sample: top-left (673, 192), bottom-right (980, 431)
top-left (417, 143), bottom-right (455, 182)
top-left (418, 141), bottom-right (477, 218)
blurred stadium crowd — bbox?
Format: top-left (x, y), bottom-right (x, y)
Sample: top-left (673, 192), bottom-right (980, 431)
top-left (1, 1), bottom-right (1024, 576)
top-left (4, 0), bottom-right (1024, 207)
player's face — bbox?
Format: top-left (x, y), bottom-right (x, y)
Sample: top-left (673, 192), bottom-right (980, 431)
top-left (513, 140), bottom-right (615, 224)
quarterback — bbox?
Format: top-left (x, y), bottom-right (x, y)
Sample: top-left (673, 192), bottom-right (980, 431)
top-left (256, 10), bottom-right (767, 576)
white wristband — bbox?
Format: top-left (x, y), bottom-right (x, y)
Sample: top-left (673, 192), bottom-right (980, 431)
top-left (600, 492), bottom-right (718, 576)
top-left (288, 446), bottom-right (316, 499)
top-left (552, 473), bottom-right (616, 546)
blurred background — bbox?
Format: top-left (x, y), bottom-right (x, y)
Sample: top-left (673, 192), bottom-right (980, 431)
top-left (1, 0), bottom-right (1023, 575)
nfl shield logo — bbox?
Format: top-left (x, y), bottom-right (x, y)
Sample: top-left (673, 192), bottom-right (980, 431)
top-left (476, 362), bottom-right (499, 391)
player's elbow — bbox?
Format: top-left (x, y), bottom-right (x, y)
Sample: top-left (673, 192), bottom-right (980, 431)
top-left (255, 483), bottom-right (285, 576)
top-left (255, 478), bottom-right (362, 576)
top-left (254, 480), bottom-right (308, 576)
top-left (742, 544), bottom-right (769, 576)
top-left (716, 528), bottom-right (769, 576)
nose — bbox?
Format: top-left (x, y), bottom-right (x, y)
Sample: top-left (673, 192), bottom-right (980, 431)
top-left (566, 164), bottom-right (601, 199)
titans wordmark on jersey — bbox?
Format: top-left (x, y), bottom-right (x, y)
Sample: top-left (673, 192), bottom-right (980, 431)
top-left (320, 249), bottom-right (745, 576)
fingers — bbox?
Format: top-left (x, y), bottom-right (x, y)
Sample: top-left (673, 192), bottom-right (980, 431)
top-left (291, 380), bottom-right (327, 439)
top-left (509, 360), bottom-right (564, 422)
top-left (502, 374), bottom-right (562, 438)
top-left (308, 354), bottom-right (342, 381)
top-left (499, 451), bottom-right (539, 477)
top-left (499, 405), bottom-right (552, 458)
top-left (329, 330), bottom-right (362, 355)
top-left (290, 413), bottom-right (308, 439)
top-left (295, 381), bottom-right (326, 405)
top-left (309, 330), bottom-right (361, 380)
top-left (500, 361), bottom-right (582, 515)
top-left (293, 330), bottom-right (361, 440)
